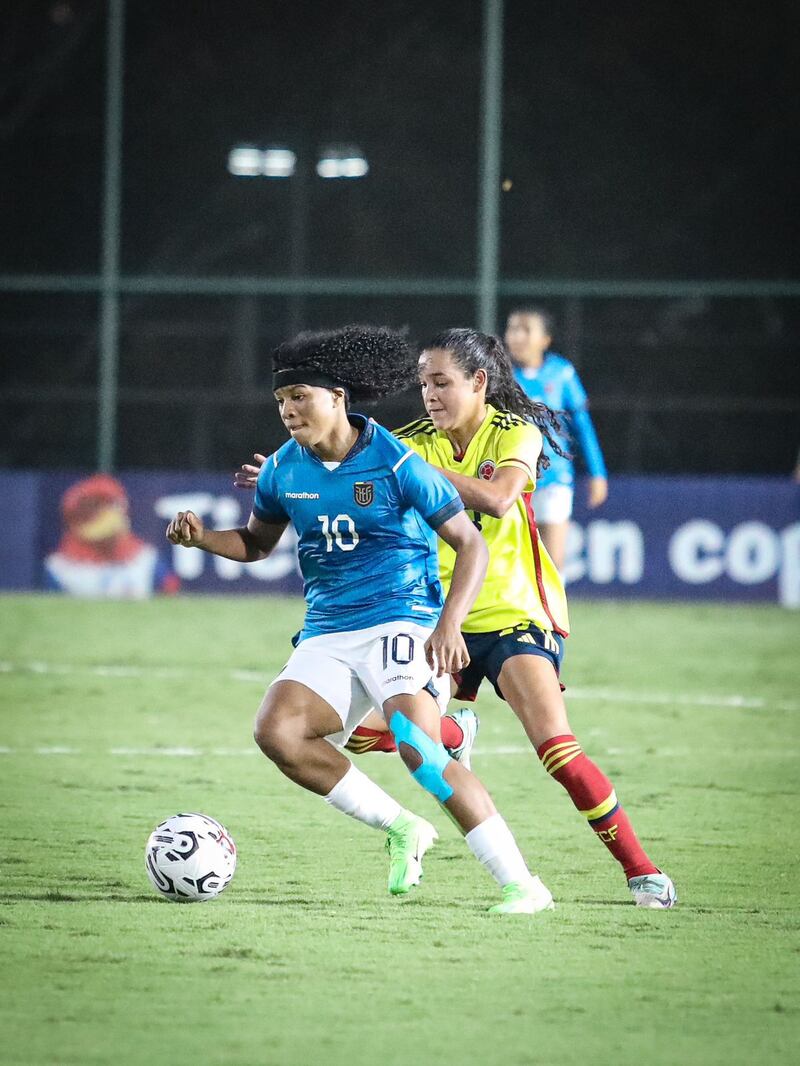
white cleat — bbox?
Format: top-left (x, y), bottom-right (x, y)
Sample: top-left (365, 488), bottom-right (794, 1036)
top-left (488, 876), bottom-right (555, 914)
top-left (444, 707), bottom-right (479, 771)
top-left (628, 871), bottom-right (678, 908)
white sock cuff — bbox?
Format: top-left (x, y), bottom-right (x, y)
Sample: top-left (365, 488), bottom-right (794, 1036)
top-left (465, 813), bottom-right (534, 888)
top-left (465, 813), bottom-right (509, 859)
top-left (324, 764), bottom-right (403, 832)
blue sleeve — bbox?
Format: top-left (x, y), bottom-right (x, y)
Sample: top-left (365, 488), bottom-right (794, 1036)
top-left (253, 456), bottom-right (290, 523)
top-left (571, 409), bottom-right (607, 478)
top-left (394, 450), bottom-right (464, 529)
top-left (562, 365), bottom-right (607, 478)
top-left (561, 362), bottom-right (589, 412)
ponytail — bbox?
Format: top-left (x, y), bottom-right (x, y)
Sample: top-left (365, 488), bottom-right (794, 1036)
top-left (423, 328), bottom-right (569, 475)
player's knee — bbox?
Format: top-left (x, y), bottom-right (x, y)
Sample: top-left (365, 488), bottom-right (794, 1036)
top-left (252, 711), bottom-right (277, 758)
top-left (253, 708), bottom-right (303, 765)
top-left (397, 741), bottom-right (423, 774)
top-left (390, 711), bottom-right (454, 803)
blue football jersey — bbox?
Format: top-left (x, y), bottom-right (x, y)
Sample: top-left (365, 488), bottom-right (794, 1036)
top-left (514, 352), bottom-right (607, 488)
top-left (253, 415), bottom-right (463, 641)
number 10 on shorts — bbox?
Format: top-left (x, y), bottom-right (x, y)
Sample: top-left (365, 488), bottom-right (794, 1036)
top-left (381, 633), bottom-right (415, 670)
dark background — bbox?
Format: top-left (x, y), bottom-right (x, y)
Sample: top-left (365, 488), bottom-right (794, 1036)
top-left (1, 0), bottom-right (798, 472)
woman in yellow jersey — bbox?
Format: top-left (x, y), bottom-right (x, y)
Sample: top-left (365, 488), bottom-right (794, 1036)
top-left (399, 328), bottom-right (675, 907)
top-left (236, 328), bottom-right (676, 908)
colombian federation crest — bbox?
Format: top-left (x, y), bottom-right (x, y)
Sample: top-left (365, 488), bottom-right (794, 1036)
top-left (353, 481), bottom-right (374, 507)
top-left (478, 459), bottom-right (496, 481)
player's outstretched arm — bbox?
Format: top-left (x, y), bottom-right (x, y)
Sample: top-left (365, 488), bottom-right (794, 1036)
top-left (425, 511), bottom-right (488, 676)
top-left (435, 465), bottom-right (529, 519)
top-left (166, 510), bottom-right (288, 562)
top-left (233, 453), bottom-right (267, 491)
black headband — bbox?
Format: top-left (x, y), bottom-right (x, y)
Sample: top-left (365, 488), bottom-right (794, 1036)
top-left (272, 368), bottom-right (345, 392)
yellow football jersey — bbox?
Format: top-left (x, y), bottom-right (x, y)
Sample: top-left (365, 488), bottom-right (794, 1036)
top-left (395, 404), bottom-right (570, 636)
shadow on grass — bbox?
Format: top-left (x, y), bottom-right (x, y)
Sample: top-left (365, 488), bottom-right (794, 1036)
top-left (0, 891), bottom-right (165, 904)
top-left (0, 889), bottom-right (495, 916)
top-left (575, 899), bottom-right (638, 908)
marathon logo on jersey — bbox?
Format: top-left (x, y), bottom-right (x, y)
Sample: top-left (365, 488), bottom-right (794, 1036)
top-left (477, 459), bottom-right (496, 481)
top-left (353, 481), bottom-right (374, 507)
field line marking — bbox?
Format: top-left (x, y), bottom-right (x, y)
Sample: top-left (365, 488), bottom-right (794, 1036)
top-left (1, 744), bottom-right (798, 760)
top-left (1, 659), bottom-right (797, 713)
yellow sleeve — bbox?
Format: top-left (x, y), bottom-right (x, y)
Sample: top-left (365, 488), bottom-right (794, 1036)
top-left (395, 431), bottom-right (438, 463)
top-left (493, 422), bottom-right (542, 492)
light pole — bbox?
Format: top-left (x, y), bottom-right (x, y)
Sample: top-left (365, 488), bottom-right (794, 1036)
top-left (476, 0), bottom-right (504, 334)
top-left (97, 0), bottom-right (126, 472)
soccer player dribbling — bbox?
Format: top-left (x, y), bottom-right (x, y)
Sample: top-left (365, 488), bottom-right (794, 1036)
top-left (168, 326), bottom-right (555, 914)
top-left (239, 328), bottom-right (677, 908)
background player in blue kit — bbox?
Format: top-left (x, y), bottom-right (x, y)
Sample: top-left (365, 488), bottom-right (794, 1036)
top-left (167, 325), bottom-right (555, 914)
top-left (506, 307), bottom-right (609, 571)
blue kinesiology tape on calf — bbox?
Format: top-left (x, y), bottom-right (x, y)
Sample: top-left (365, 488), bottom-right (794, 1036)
top-left (389, 711), bottom-right (454, 802)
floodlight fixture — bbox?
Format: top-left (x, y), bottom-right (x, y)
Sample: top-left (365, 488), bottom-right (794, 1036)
top-left (227, 145), bottom-right (297, 178)
top-left (316, 144), bottom-right (369, 179)
top-left (261, 147), bottom-right (297, 177)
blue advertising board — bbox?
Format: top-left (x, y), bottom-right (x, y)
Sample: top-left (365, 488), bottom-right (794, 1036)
top-left (0, 471), bottom-right (797, 606)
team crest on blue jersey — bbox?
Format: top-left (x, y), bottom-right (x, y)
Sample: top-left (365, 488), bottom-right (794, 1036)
top-left (353, 481), bottom-right (374, 507)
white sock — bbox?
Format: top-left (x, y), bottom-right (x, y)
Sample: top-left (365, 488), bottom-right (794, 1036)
top-left (465, 813), bottom-right (534, 888)
top-left (324, 764), bottom-right (403, 831)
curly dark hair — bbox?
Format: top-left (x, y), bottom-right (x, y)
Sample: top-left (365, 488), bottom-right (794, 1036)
top-left (272, 324), bottom-right (414, 404)
top-left (423, 327), bottom-right (569, 475)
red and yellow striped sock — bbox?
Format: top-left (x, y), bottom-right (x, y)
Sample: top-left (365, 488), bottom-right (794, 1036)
top-left (345, 716), bottom-right (465, 757)
top-left (537, 734), bottom-right (658, 880)
top-left (345, 727), bottom-right (398, 755)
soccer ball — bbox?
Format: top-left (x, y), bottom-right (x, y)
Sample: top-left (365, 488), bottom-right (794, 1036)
top-left (145, 812), bottom-right (236, 902)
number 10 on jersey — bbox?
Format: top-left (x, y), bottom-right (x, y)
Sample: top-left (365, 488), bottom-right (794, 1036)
top-left (317, 514), bottom-right (359, 552)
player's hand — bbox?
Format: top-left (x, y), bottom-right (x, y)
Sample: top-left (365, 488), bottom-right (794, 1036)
top-left (166, 510), bottom-right (205, 548)
top-left (234, 453), bottom-right (267, 490)
top-left (587, 476), bottom-right (608, 509)
top-left (425, 623), bottom-right (470, 678)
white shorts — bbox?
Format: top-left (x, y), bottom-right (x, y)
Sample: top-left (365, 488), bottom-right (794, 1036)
top-left (534, 485), bottom-right (574, 524)
top-left (270, 621), bottom-right (448, 748)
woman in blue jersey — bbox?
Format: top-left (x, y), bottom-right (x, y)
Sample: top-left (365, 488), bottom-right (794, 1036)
top-left (167, 326), bottom-right (554, 914)
top-left (505, 307), bottom-right (608, 571)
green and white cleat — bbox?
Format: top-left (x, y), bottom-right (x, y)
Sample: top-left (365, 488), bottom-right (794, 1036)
top-left (628, 871), bottom-right (677, 908)
top-left (444, 707), bottom-right (479, 771)
top-left (385, 811), bottom-right (438, 896)
top-left (488, 877), bottom-right (555, 915)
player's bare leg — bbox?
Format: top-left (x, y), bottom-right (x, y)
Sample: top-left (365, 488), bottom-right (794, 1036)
top-left (254, 680), bottom-right (354, 795)
top-left (254, 680), bottom-right (434, 894)
top-left (497, 655), bottom-right (676, 906)
top-left (537, 520), bottom-right (569, 573)
top-left (383, 691), bottom-right (553, 912)
top-left (384, 691), bottom-right (492, 831)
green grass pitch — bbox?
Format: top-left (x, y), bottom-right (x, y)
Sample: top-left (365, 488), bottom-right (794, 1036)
top-left (1, 594), bottom-right (798, 1066)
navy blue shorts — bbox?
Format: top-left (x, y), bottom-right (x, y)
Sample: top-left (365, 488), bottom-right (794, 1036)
top-left (454, 621), bottom-right (565, 703)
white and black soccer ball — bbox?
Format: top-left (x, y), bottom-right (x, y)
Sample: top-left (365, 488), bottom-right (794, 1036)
top-left (145, 813), bottom-right (236, 902)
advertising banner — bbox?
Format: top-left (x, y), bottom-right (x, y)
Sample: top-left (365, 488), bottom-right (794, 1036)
top-left (0, 471), bottom-right (797, 606)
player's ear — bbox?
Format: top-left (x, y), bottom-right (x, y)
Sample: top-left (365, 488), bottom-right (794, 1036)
top-left (473, 368), bottom-right (488, 393)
